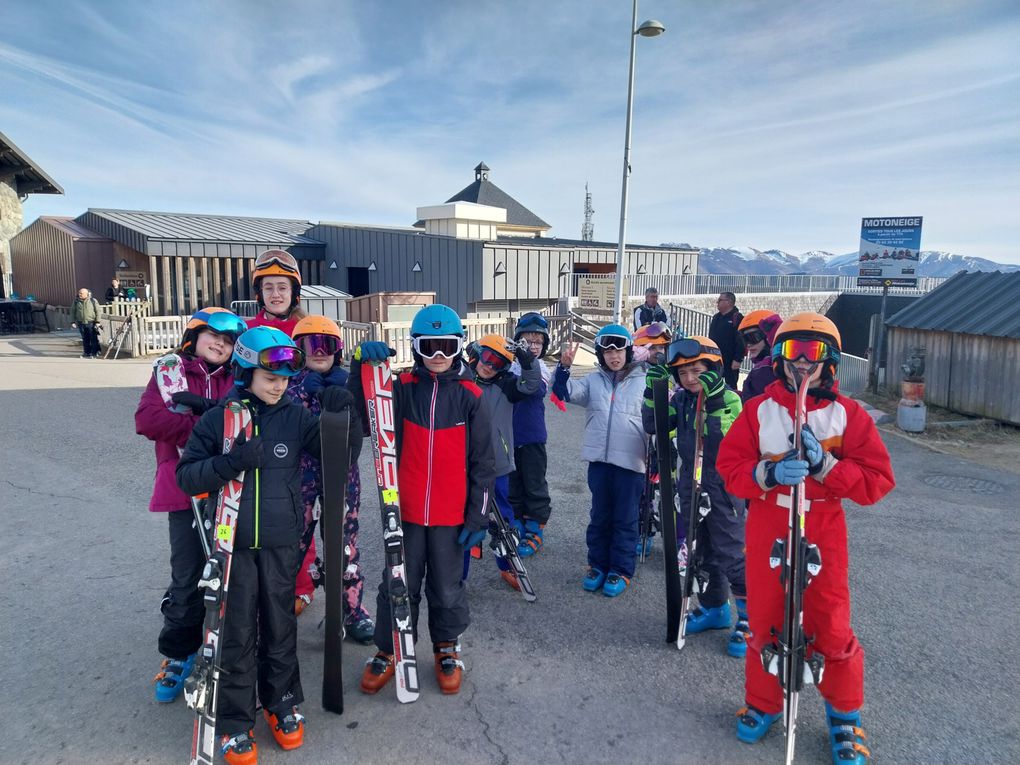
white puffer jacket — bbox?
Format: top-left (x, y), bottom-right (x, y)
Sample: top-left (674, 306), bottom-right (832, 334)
top-left (553, 363), bottom-right (647, 474)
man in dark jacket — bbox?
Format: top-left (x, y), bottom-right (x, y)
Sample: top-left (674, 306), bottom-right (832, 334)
top-left (709, 292), bottom-right (744, 389)
top-left (105, 278), bottom-right (127, 302)
top-left (633, 287), bottom-right (669, 330)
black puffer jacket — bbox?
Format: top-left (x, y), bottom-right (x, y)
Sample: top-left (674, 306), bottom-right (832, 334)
top-left (177, 388), bottom-right (320, 550)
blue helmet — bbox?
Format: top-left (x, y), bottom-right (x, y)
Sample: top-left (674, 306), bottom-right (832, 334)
top-left (514, 312), bottom-right (550, 357)
top-left (232, 326), bottom-right (304, 378)
top-left (410, 304), bottom-right (464, 337)
top-left (594, 323), bottom-right (633, 369)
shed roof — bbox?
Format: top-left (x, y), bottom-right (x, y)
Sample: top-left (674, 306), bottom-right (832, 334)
top-left (81, 209), bottom-right (322, 245)
top-left (885, 270), bottom-right (1020, 340)
top-left (302, 284), bottom-right (352, 299)
top-left (414, 162), bottom-right (550, 230)
top-left (0, 131), bottom-right (63, 195)
top-left (39, 216), bottom-right (112, 241)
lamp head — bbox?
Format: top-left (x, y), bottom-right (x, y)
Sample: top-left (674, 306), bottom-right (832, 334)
top-left (636, 19), bottom-right (666, 37)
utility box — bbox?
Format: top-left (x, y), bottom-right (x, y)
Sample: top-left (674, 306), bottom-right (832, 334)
top-left (345, 291), bottom-right (436, 324)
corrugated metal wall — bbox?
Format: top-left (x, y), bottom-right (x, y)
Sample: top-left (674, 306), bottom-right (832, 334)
top-left (887, 327), bottom-right (1020, 424)
top-left (308, 225), bottom-right (484, 316)
top-left (10, 218), bottom-right (74, 304)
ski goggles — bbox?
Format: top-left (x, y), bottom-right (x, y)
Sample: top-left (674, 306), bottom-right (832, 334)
top-left (413, 335), bottom-right (463, 359)
top-left (741, 329), bottom-right (765, 346)
top-left (595, 334), bottom-right (631, 350)
top-left (518, 314), bottom-right (549, 329)
top-left (774, 338), bottom-right (831, 363)
top-left (478, 348), bottom-right (510, 371)
top-left (297, 334), bottom-right (342, 357)
top-left (254, 252), bottom-right (300, 276)
top-left (199, 312), bottom-right (247, 340)
top-left (256, 345), bottom-right (306, 373)
top-left (666, 338), bottom-right (716, 364)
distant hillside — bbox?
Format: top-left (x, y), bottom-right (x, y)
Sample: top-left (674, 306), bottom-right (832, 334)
top-left (661, 244), bottom-right (1020, 277)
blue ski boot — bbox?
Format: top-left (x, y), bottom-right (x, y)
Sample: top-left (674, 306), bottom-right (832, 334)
top-left (602, 573), bottom-right (630, 597)
top-left (154, 653), bottom-right (196, 702)
top-left (635, 536), bottom-right (653, 557)
top-left (727, 597), bottom-right (750, 658)
top-left (736, 705), bottom-right (781, 744)
top-left (582, 567), bottom-right (606, 592)
top-left (685, 603), bottom-right (732, 634)
top-left (517, 520), bottom-right (544, 558)
top-left (826, 703), bottom-right (871, 764)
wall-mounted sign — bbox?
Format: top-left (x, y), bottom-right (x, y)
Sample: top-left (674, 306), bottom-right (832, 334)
top-left (115, 270), bottom-right (147, 289)
top-left (857, 216), bottom-right (923, 288)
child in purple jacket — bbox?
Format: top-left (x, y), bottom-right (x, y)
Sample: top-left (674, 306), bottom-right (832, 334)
top-left (134, 307), bottom-right (246, 702)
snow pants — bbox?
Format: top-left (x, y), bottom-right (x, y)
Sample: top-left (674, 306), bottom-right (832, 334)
top-left (586, 461), bottom-right (644, 579)
top-left (373, 523), bottom-right (468, 652)
top-left (744, 499), bottom-right (864, 714)
top-left (217, 545), bottom-right (303, 735)
top-left (509, 442), bottom-right (551, 524)
top-left (294, 464), bottom-right (368, 622)
top-left (679, 482), bottom-right (746, 609)
top-left (158, 508), bottom-right (206, 659)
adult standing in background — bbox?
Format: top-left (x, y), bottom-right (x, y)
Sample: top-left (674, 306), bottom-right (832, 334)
top-left (71, 287), bottom-right (101, 358)
top-left (105, 277), bottom-right (126, 303)
top-left (632, 287), bottom-right (668, 330)
top-left (709, 291), bottom-right (744, 389)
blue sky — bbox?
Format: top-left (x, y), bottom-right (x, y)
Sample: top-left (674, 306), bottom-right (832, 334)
top-left (3, 0), bottom-right (1019, 263)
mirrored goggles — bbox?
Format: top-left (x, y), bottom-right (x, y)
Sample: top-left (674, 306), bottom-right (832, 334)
top-left (644, 322), bottom-right (671, 339)
top-left (254, 253), bottom-right (300, 275)
top-left (413, 335), bottom-right (463, 359)
top-left (478, 348), bottom-right (510, 371)
top-left (595, 334), bottom-right (631, 350)
top-left (667, 337), bottom-right (715, 364)
top-left (774, 338), bottom-right (830, 363)
top-left (258, 346), bottom-right (306, 373)
top-left (298, 334), bottom-right (342, 357)
top-left (741, 329), bottom-right (765, 346)
top-left (204, 312), bottom-right (247, 339)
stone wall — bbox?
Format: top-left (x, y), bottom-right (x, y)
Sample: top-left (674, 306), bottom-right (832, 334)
top-left (0, 180), bottom-right (24, 297)
top-left (658, 291), bottom-right (838, 319)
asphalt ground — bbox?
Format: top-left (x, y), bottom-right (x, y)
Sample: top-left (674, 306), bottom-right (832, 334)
top-left (0, 335), bottom-right (1017, 765)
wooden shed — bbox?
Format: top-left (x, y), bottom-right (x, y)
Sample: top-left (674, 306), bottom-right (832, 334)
top-left (885, 270), bottom-right (1020, 425)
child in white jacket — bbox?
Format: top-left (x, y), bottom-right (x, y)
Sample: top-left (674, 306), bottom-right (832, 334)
top-left (552, 324), bottom-right (647, 597)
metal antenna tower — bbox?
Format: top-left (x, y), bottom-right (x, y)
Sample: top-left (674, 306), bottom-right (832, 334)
top-left (582, 183), bottom-right (595, 241)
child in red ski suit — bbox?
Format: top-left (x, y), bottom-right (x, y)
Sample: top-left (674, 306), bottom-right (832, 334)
top-left (716, 313), bottom-right (894, 765)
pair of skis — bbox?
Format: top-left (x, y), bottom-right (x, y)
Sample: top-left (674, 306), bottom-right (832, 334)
top-left (652, 379), bottom-right (711, 650)
top-left (487, 500), bottom-right (537, 602)
top-left (761, 368), bottom-right (825, 765)
top-left (637, 437), bottom-right (660, 564)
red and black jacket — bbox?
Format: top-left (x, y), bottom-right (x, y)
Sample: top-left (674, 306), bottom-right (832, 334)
top-left (350, 357), bottom-right (496, 531)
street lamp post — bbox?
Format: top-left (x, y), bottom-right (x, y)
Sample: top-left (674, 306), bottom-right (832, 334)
top-left (613, 1), bottom-right (665, 324)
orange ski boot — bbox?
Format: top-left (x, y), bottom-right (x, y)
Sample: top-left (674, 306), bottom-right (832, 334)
top-left (220, 731), bottom-right (257, 765)
top-left (500, 569), bottom-right (521, 592)
top-left (360, 652), bottom-right (395, 694)
top-left (434, 641), bottom-right (464, 695)
top-left (263, 707), bottom-right (304, 750)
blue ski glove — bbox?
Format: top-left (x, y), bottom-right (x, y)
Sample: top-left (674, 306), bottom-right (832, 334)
top-left (355, 341), bottom-right (395, 362)
top-left (763, 450), bottom-right (809, 487)
top-left (801, 425), bottom-right (824, 471)
top-left (458, 527), bottom-right (488, 549)
top-left (302, 371), bottom-right (326, 396)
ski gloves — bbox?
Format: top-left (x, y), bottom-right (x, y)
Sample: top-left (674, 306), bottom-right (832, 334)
top-left (170, 391), bottom-right (217, 415)
top-left (319, 387), bottom-right (364, 462)
top-left (224, 431), bottom-right (265, 474)
top-left (458, 527), bottom-right (488, 549)
top-left (356, 341), bottom-right (395, 362)
top-left (643, 364), bottom-right (670, 408)
top-left (513, 341), bottom-right (536, 370)
top-left (762, 426), bottom-right (828, 487)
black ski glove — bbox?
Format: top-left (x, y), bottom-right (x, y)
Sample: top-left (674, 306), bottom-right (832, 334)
top-left (319, 387), bottom-right (364, 462)
top-left (171, 391), bottom-right (218, 415)
top-left (224, 431), bottom-right (264, 474)
top-left (513, 341), bottom-right (535, 370)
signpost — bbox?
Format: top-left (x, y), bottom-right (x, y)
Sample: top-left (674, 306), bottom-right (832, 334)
top-left (115, 270), bottom-right (147, 290)
top-left (578, 276), bottom-right (628, 312)
top-left (859, 216), bottom-right (923, 391)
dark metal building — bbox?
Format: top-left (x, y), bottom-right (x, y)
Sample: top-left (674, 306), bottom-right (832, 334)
top-left (8, 217), bottom-right (115, 305)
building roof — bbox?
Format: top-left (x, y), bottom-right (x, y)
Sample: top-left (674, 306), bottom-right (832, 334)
top-left (414, 162), bottom-right (550, 230)
top-left (885, 270), bottom-right (1020, 340)
top-left (38, 216), bottom-right (112, 241)
top-left (0, 131), bottom-right (63, 195)
top-left (301, 284), bottom-right (352, 299)
top-left (76, 208), bottom-right (325, 259)
top-left (492, 234), bottom-right (699, 253)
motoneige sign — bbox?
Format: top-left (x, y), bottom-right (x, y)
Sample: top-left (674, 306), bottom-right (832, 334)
top-left (857, 216), bottom-right (923, 288)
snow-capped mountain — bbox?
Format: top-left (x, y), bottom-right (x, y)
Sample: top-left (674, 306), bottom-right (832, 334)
top-left (662, 244), bottom-right (1019, 277)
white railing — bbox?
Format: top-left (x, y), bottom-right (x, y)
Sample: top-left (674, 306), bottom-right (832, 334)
top-left (102, 299), bottom-right (153, 318)
top-left (141, 315), bottom-right (188, 356)
top-left (341, 321), bottom-right (375, 354)
top-left (574, 273), bottom-right (947, 298)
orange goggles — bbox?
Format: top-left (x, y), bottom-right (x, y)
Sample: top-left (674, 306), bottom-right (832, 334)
top-left (774, 338), bottom-right (831, 363)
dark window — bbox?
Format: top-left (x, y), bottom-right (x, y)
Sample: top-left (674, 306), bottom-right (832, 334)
top-left (347, 267), bottom-right (369, 297)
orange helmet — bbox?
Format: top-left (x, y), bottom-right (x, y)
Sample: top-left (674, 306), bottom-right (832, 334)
top-left (666, 335), bottom-right (722, 368)
top-left (633, 322), bottom-right (673, 347)
top-left (252, 249), bottom-right (302, 311)
top-left (476, 334), bottom-right (515, 363)
top-left (738, 310), bottom-right (776, 333)
top-left (772, 312), bottom-right (841, 351)
top-left (292, 315), bottom-right (341, 341)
